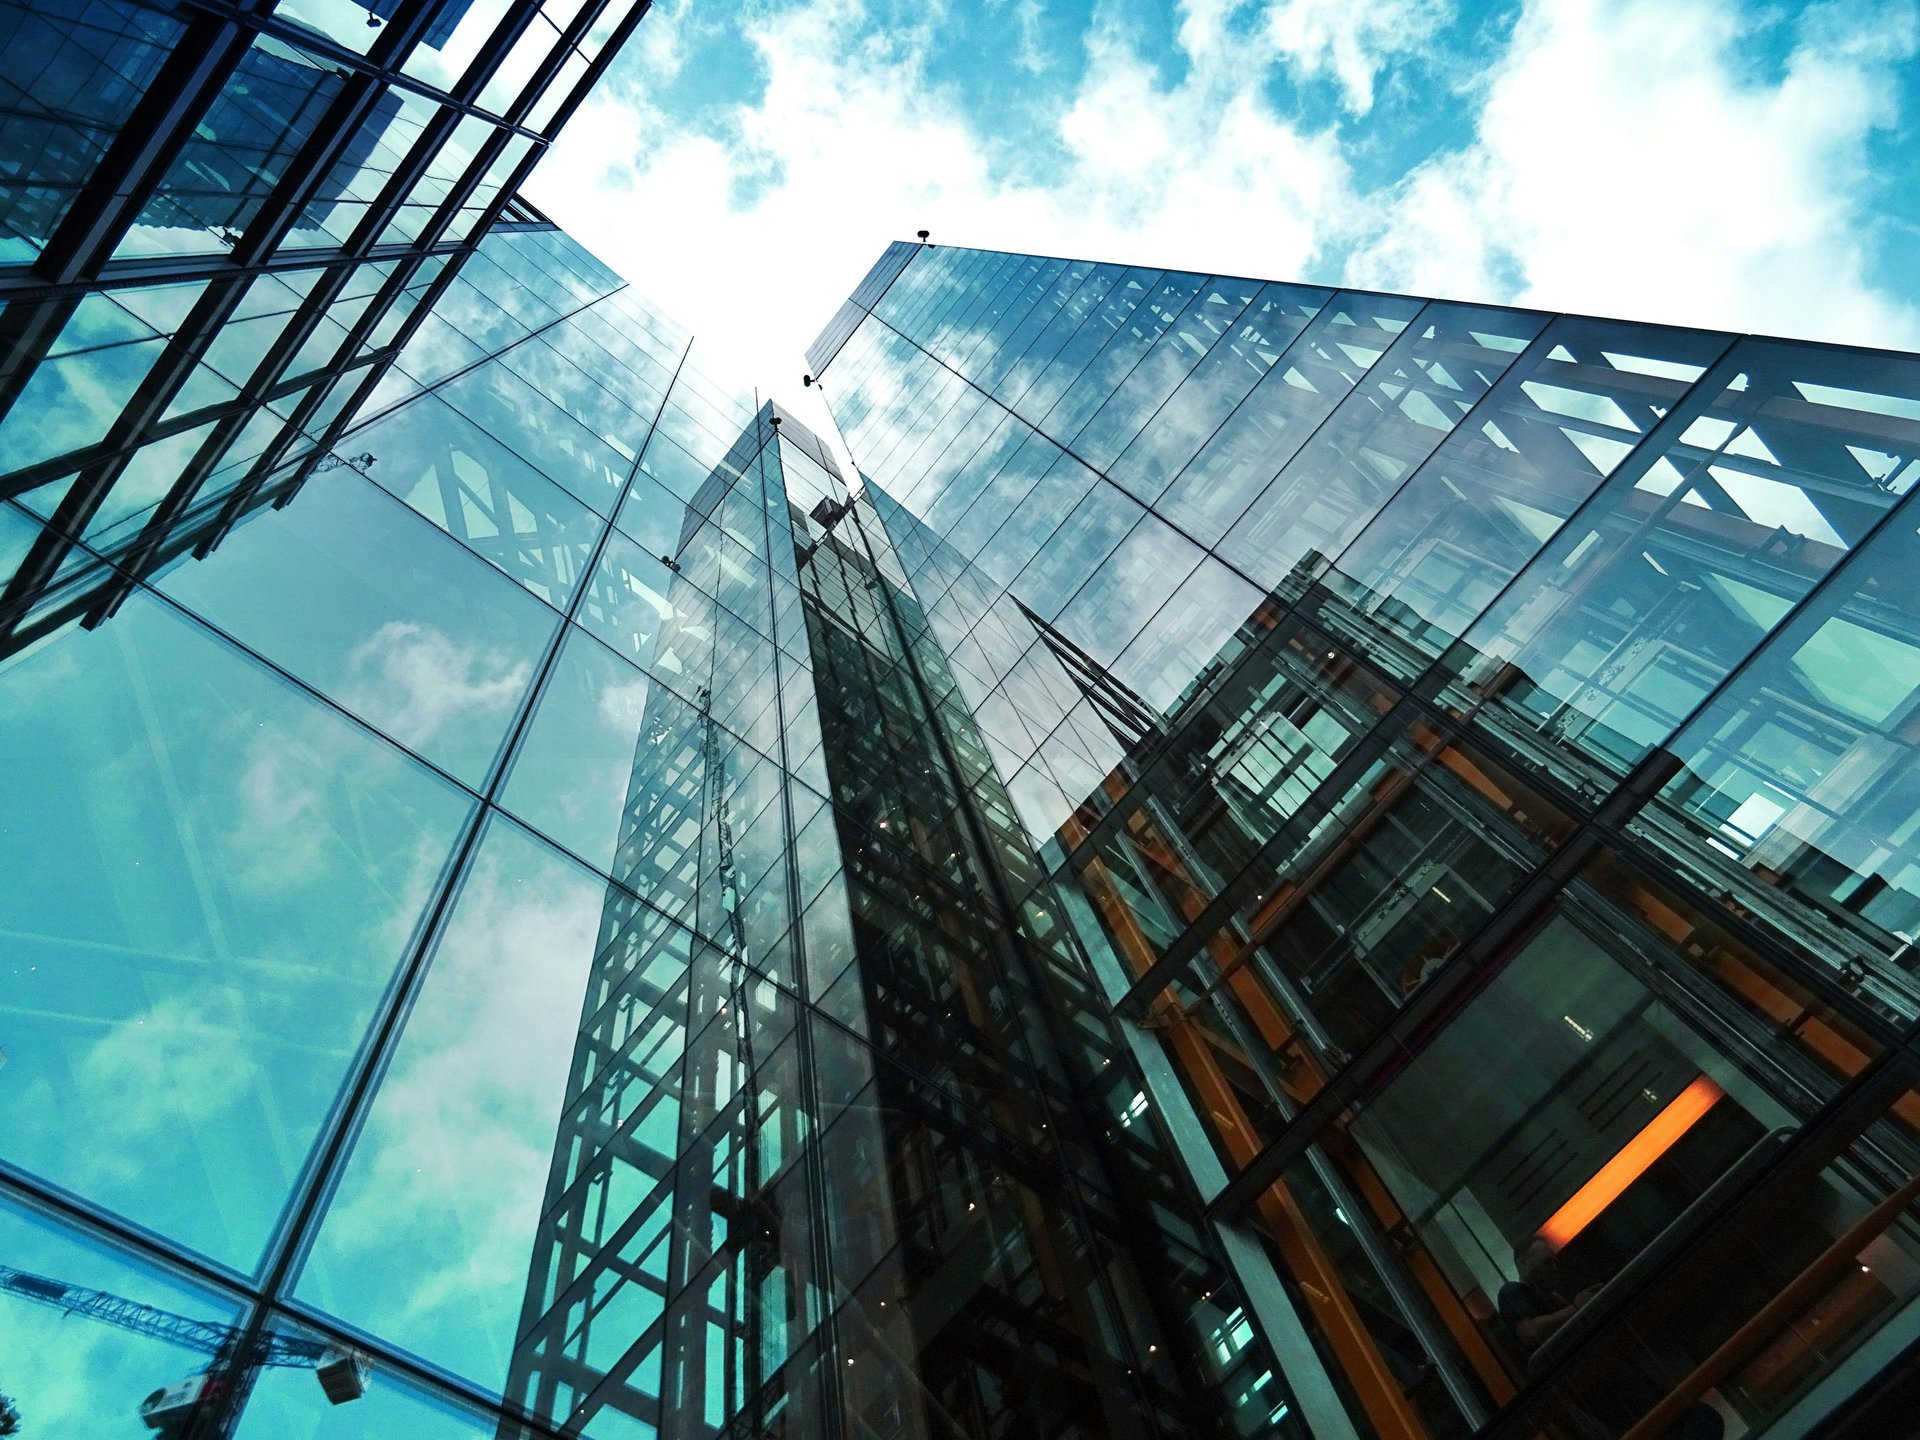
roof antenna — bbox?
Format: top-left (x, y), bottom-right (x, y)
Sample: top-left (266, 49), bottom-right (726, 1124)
top-left (916, 229), bottom-right (930, 243)
top-left (802, 374), bottom-right (814, 387)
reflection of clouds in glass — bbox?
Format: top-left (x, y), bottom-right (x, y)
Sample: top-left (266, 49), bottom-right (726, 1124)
top-left (114, 223), bottom-right (224, 258)
top-left (230, 726), bottom-right (334, 882)
top-left (1114, 558), bottom-right (1262, 714)
top-left (499, 633), bottom-right (669, 870)
top-left (1, 339), bottom-right (163, 472)
top-left (0, 596), bottom-right (469, 1265)
top-left (310, 829), bottom-right (605, 1384)
top-left (1058, 514), bottom-right (1201, 665)
top-left (0, 1202), bottom-right (249, 1435)
top-left (597, 671), bottom-right (653, 727)
top-left (341, 620), bottom-right (532, 755)
top-left (68, 991), bottom-right (255, 1188)
top-left (2, 1314), bottom-right (127, 1433)
top-left (219, 674), bottom-right (455, 934)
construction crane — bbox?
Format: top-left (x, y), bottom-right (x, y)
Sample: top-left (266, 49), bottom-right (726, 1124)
top-left (0, 1264), bottom-right (366, 1437)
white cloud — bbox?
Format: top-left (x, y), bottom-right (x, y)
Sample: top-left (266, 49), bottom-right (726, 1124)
top-left (1239, 0), bottom-right (1452, 115)
top-left (1346, 0), bottom-right (1920, 349)
top-left (530, 0), bottom-right (1356, 439)
top-left (530, 0), bottom-right (1920, 458)
top-left (1011, 0), bottom-right (1050, 76)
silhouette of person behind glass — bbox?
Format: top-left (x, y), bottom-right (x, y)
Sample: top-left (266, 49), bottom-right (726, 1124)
top-left (1498, 1237), bottom-right (1724, 1440)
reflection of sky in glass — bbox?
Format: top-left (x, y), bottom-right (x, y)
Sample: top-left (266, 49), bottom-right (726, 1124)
top-left (297, 817), bottom-right (644, 1397)
top-left (348, 393), bottom-right (605, 610)
top-left (1114, 554), bottom-right (1262, 715)
top-left (0, 594), bottom-right (471, 1266)
top-left (237, 1336), bottom-right (514, 1440)
top-left (0, 1195), bottom-right (247, 1436)
top-left (155, 469), bottom-right (559, 787)
top-left (439, 362), bottom-right (630, 514)
top-left (500, 625), bottom-right (665, 870)
top-left (1011, 477), bottom-right (1143, 623)
top-left (1054, 508), bottom-right (1204, 667)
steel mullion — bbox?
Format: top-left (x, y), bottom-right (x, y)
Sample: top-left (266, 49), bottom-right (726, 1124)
top-left (410, 2), bottom-right (640, 250)
top-left (1474, 1049), bottom-right (1920, 1440)
top-left (332, 0), bottom-right (549, 264)
top-left (332, 4), bottom-right (549, 255)
top-left (33, 8), bottom-right (264, 287)
top-left (0, 291), bottom-right (79, 429)
top-left (0, 346), bottom-right (386, 506)
top-left (1204, 671), bottom-right (1914, 1223)
top-left (412, 119), bottom-right (535, 250)
top-left (524, 0), bottom-right (655, 143)
top-left (0, 273), bottom-right (263, 617)
top-left (222, 238), bottom-right (632, 538)
top-left (227, 314), bottom-right (694, 1431)
top-left (206, 250), bottom-right (431, 495)
top-left (198, 234), bottom-right (491, 543)
top-left (230, 69), bottom-right (391, 268)
top-left (0, 237), bottom-right (473, 307)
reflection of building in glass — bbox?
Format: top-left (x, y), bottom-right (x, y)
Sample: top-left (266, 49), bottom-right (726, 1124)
top-left (783, 453), bottom-right (1290, 1438)
top-left (497, 411), bottom-right (825, 1438)
top-left (8, 6), bottom-right (1920, 1437)
top-left (808, 243), bottom-right (1920, 1440)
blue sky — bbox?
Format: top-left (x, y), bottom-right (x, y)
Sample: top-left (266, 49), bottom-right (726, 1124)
top-left (528, 0), bottom-right (1920, 413)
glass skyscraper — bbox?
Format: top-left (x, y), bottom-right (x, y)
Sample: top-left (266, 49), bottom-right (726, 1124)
top-left (805, 243), bottom-right (1920, 1440)
top-left (5, 4), bottom-right (1920, 1439)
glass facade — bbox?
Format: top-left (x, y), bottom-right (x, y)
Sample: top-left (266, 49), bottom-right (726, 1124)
top-left (7, 5), bottom-right (1920, 1435)
top-left (808, 243), bottom-right (1920, 1440)
top-left (0, 0), bottom-right (647, 592)
top-left (0, 201), bottom-right (1297, 1433)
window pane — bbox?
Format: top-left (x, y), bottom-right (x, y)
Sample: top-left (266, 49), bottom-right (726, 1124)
top-left (1217, 300), bottom-right (1548, 594)
top-left (438, 360), bottom-right (632, 515)
top-left (1443, 338), bottom-right (1920, 795)
top-left (344, 392), bottom-right (605, 609)
top-left (114, 34), bottom-right (345, 258)
top-left (0, 586), bottom-right (471, 1265)
top-left (0, 312), bottom-right (166, 476)
top-left (1633, 483), bottom-right (1920, 1024)
top-left (296, 815), bottom-right (704, 1416)
top-left (237, 1314), bottom-right (534, 1439)
top-left (1309, 317), bottom-right (1728, 681)
top-left (1157, 291), bottom-right (1424, 546)
top-left (500, 624), bottom-right (681, 872)
top-left (0, 0), bottom-right (183, 262)
top-left (0, 1193), bottom-right (249, 1433)
top-left (154, 468), bottom-right (558, 785)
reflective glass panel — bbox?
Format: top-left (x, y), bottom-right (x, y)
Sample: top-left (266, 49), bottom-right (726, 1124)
top-left (0, 588), bottom-right (470, 1264)
top-left (0, 0), bottom-right (183, 262)
top-left (297, 815), bottom-right (695, 1403)
top-left (342, 392), bottom-right (605, 609)
top-left (153, 468), bottom-right (559, 785)
top-left (0, 1194), bottom-right (249, 1433)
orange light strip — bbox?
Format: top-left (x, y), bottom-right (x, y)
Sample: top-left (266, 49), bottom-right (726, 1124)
top-left (1538, 1076), bottom-right (1726, 1248)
